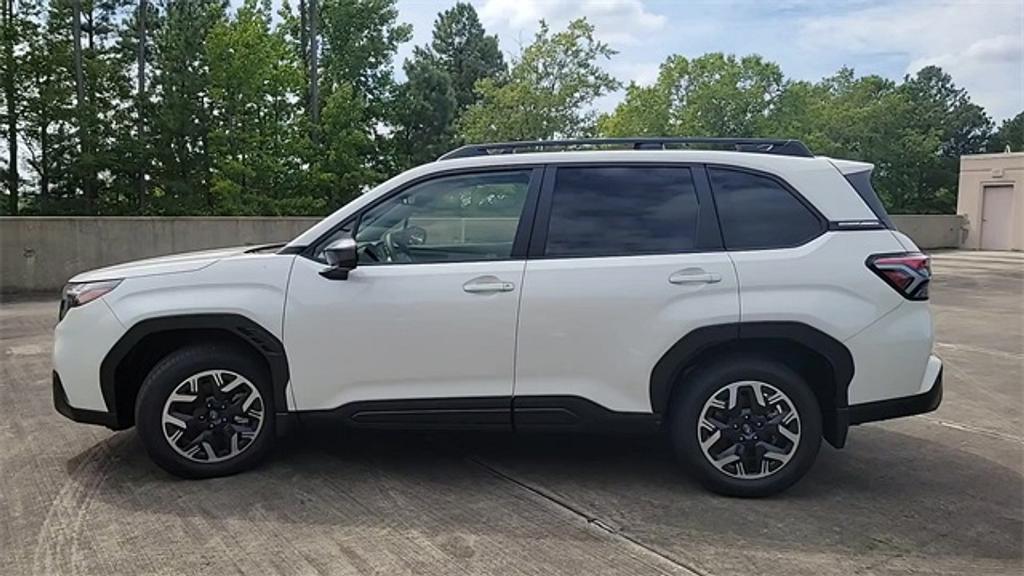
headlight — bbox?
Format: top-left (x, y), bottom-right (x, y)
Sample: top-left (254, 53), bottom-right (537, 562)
top-left (59, 280), bottom-right (122, 320)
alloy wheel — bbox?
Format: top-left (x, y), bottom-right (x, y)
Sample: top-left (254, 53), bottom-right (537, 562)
top-left (696, 380), bottom-right (801, 479)
top-left (160, 369), bottom-right (265, 463)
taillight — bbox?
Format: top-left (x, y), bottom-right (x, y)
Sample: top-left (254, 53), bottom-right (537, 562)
top-left (866, 253), bottom-right (931, 300)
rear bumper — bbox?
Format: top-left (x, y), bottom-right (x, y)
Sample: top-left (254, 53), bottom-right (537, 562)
top-left (849, 365), bottom-right (943, 425)
top-left (53, 371), bottom-right (120, 429)
top-left (827, 355), bottom-right (942, 448)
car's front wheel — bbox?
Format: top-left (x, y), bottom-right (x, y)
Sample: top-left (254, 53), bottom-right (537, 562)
top-left (135, 344), bottom-right (275, 478)
top-left (670, 357), bottom-right (822, 497)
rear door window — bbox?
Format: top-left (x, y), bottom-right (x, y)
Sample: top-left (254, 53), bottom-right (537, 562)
top-left (709, 168), bottom-right (823, 250)
top-left (544, 166), bottom-right (700, 258)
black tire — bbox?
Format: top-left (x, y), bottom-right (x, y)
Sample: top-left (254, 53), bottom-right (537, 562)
top-left (135, 344), bottom-right (275, 479)
top-left (669, 356), bottom-right (821, 497)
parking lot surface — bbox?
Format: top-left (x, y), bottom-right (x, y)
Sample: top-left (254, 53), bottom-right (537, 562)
top-left (1, 251), bottom-right (1021, 576)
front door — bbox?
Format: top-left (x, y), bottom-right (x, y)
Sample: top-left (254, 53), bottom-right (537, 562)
top-left (284, 168), bottom-right (541, 427)
top-left (981, 185), bottom-right (1014, 251)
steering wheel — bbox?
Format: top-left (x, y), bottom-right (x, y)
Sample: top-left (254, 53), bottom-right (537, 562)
top-left (382, 226), bottom-right (427, 262)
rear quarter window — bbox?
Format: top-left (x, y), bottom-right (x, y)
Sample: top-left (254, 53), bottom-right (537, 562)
top-left (843, 170), bottom-right (895, 229)
top-left (709, 167), bottom-right (824, 250)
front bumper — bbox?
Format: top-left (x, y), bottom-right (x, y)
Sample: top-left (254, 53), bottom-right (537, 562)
top-left (53, 297), bottom-right (126, 413)
top-left (53, 371), bottom-right (120, 429)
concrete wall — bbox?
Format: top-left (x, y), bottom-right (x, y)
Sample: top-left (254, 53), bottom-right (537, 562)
top-left (890, 214), bottom-right (966, 251)
top-left (956, 152), bottom-right (1024, 250)
top-left (0, 214), bottom-right (965, 294)
top-left (0, 217), bottom-right (318, 294)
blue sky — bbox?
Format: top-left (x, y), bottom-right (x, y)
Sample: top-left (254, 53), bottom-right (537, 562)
top-left (392, 0), bottom-right (1023, 121)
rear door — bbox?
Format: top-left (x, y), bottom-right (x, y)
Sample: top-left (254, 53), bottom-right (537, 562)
top-left (513, 164), bottom-right (739, 419)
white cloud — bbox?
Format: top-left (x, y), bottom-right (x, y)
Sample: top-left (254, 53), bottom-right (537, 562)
top-left (909, 34), bottom-right (1023, 123)
top-left (798, 0), bottom-right (1023, 120)
top-left (395, 0), bottom-right (1022, 120)
top-left (474, 0), bottom-right (669, 113)
top-left (478, 0), bottom-right (666, 45)
top-left (609, 59), bottom-right (660, 87)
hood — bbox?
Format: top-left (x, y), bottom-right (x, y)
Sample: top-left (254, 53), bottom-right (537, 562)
top-left (69, 245), bottom-right (256, 283)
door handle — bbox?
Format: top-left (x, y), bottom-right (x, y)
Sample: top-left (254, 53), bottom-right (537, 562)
top-left (463, 276), bottom-right (515, 294)
top-left (669, 269), bottom-right (722, 285)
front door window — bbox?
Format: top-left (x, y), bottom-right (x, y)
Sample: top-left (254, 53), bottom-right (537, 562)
top-left (354, 170), bottom-right (532, 264)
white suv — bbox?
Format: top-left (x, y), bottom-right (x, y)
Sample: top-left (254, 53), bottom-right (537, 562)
top-left (52, 138), bottom-right (942, 496)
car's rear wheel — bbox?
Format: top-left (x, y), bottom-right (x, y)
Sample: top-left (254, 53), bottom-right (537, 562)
top-left (670, 357), bottom-right (821, 497)
top-left (135, 344), bottom-right (275, 478)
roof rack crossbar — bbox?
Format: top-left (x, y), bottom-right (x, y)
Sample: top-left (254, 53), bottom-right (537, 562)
top-left (438, 137), bottom-right (813, 160)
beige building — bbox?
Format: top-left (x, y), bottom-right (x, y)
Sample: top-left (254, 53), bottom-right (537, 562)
top-left (957, 152), bottom-right (1024, 251)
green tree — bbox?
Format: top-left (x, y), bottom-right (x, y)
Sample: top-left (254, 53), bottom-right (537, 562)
top-left (316, 82), bottom-right (378, 209)
top-left (771, 70), bottom-right (919, 211)
top-left (1, 4), bottom-right (1012, 218)
top-left (902, 66), bottom-right (993, 158)
top-left (428, 2), bottom-right (504, 112)
top-left (150, 0), bottom-right (226, 214)
top-left (390, 49), bottom-right (457, 168)
top-left (772, 68), bottom-right (967, 213)
top-left (206, 0), bottom-right (308, 215)
top-left (106, 0), bottom-right (161, 213)
top-left (599, 53), bottom-right (784, 137)
top-left (988, 112), bottom-right (1023, 152)
top-left (0, 0), bottom-right (33, 214)
top-left (64, 0), bottom-right (137, 214)
top-left (390, 2), bottom-right (504, 168)
top-left (317, 0), bottom-right (410, 123)
top-left (770, 69), bottom-right (907, 156)
top-left (897, 66), bottom-right (993, 210)
top-left (11, 0), bottom-right (137, 214)
top-left (305, 0), bottom-right (410, 207)
top-left (19, 0), bottom-right (77, 213)
top-left (459, 19), bottom-right (619, 142)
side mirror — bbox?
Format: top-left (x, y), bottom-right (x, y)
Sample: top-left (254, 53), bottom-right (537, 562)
top-left (320, 236), bottom-right (358, 280)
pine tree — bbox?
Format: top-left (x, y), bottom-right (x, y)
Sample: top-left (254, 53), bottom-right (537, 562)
top-left (428, 2), bottom-right (504, 113)
top-left (20, 0), bottom-right (76, 212)
top-left (0, 0), bottom-right (27, 213)
top-left (391, 2), bottom-right (504, 169)
top-left (150, 0), bottom-right (225, 214)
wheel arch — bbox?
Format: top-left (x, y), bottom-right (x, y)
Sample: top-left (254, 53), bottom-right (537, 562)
top-left (99, 314), bottom-right (290, 429)
top-left (650, 322), bottom-right (854, 448)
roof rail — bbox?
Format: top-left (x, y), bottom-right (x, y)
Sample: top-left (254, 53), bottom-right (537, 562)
top-left (438, 137), bottom-right (814, 161)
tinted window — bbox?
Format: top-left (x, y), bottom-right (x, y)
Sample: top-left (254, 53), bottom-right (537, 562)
top-left (709, 168), bottom-right (822, 250)
top-left (351, 170), bottom-right (531, 264)
top-left (545, 166), bottom-right (699, 258)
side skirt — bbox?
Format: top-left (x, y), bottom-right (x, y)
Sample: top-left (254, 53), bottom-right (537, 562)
top-left (293, 395), bottom-right (660, 434)
top-left (513, 396), bottom-right (661, 434)
top-left (298, 397), bottom-right (512, 431)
